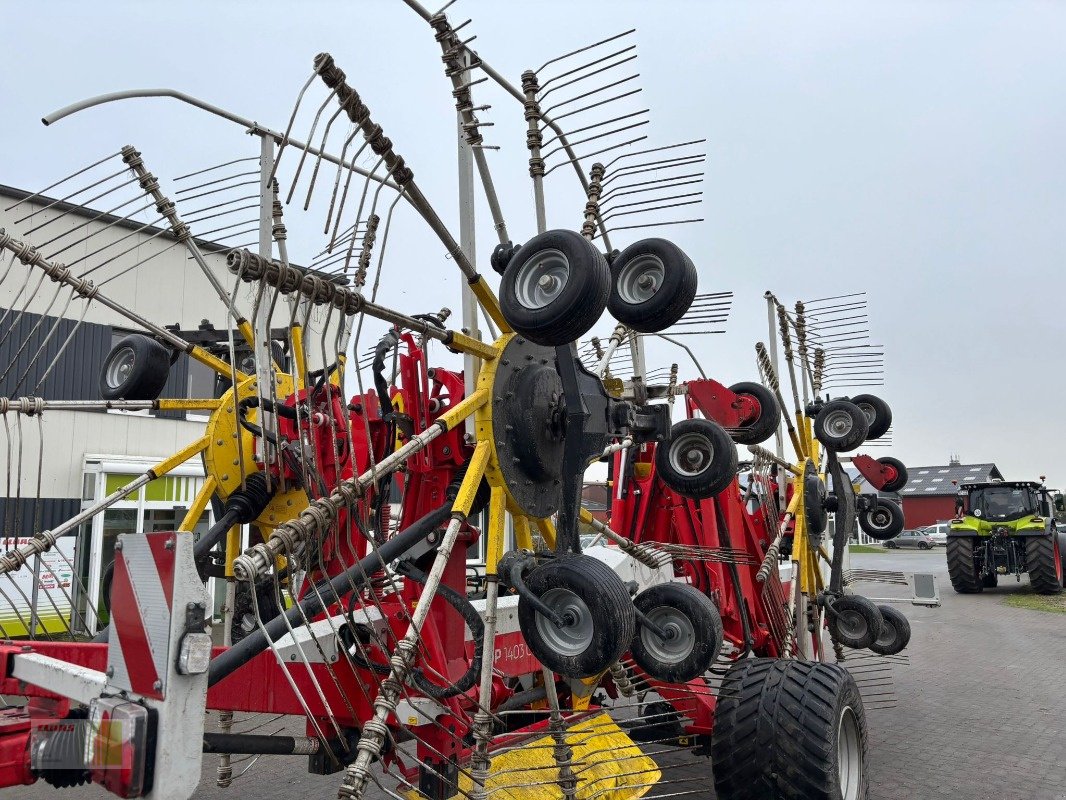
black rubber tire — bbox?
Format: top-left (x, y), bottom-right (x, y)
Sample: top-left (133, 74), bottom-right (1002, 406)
top-left (606, 238), bottom-right (697, 333)
top-left (850, 394), bottom-right (892, 440)
top-left (884, 540), bottom-right (896, 549)
top-left (918, 541), bottom-right (930, 550)
top-left (100, 560), bottom-right (115, 616)
top-left (518, 554), bottom-right (636, 678)
top-left (728, 381), bottom-right (782, 446)
top-left (981, 571), bottom-right (999, 589)
top-left (1026, 534), bottom-right (1064, 595)
top-left (877, 456), bottom-right (908, 493)
top-left (946, 536), bottom-right (982, 594)
top-left (870, 605), bottom-right (911, 656)
top-left (630, 583), bottom-right (723, 683)
top-left (655, 418), bottom-right (738, 500)
top-left (813, 400), bottom-right (869, 453)
top-left (100, 333), bottom-right (172, 401)
top-left (858, 499), bottom-right (904, 541)
top-left (711, 658), bottom-right (869, 800)
top-left (499, 229), bottom-right (610, 346)
top-left (827, 595), bottom-right (883, 650)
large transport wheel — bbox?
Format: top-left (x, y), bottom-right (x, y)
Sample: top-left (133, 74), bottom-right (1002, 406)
top-left (728, 381), bottom-right (782, 446)
top-left (100, 333), bottom-right (172, 401)
top-left (630, 583), bottom-right (723, 683)
top-left (877, 456), bottom-right (908, 493)
top-left (499, 229), bottom-right (610, 346)
top-left (517, 554), bottom-right (635, 678)
top-left (850, 394), bottom-right (892, 441)
top-left (826, 595), bottom-right (883, 651)
top-left (857, 499), bottom-right (904, 541)
top-left (606, 237), bottom-right (698, 333)
top-left (655, 418), bottom-right (738, 500)
top-left (813, 400), bottom-right (869, 453)
top-left (711, 658), bottom-right (869, 800)
top-left (1026, 534), bottom-right (1064, 595)
top-left (870, 605), bottom-right (911, 656)
top-left (946, 536), bottom-right (982, 594)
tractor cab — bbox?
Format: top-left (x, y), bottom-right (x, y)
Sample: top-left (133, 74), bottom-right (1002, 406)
top-left (956, 481), bottom-right (1043, 524)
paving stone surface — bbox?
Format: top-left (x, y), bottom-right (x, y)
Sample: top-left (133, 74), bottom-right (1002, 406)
top-left (10, 549), bottom-right (1066, 799)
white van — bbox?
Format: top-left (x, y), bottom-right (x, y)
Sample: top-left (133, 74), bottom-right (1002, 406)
top-left (921, 521), bottom-right (951, 546)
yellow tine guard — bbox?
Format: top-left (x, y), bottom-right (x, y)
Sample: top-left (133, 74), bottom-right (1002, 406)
top-left (449, 331), bottom-right (500, 362)
top-left (158, 399), bottom-right (224, 411)
top-left (438, 388), bottom-right (490, 432)
top-left (452, 440), bottom-right (490, 519)
top-left (468, 275), bottom-right (511, 333)
top-left (192, 345), bottom-right (250, 382)
top-left (485, 487), bottom-right (506, 576)
top-left (225, 526), bottom-right (241, 578)
top-left (180, 475), bottom-right (217, 532)
top-left (291, 324), bottom-right (306, 390)
top-left (535, 517), bottom-right (557, 551)
top-left (150, 435), bottom-right (211, 479)
top-left (513, 514), bottom-right (533, 551)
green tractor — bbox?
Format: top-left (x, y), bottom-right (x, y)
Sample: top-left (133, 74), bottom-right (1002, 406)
top-left (947, 480), bottom-right (1065, 594)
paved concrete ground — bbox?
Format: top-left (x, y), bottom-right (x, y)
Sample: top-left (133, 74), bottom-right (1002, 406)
top-left (10, 548), bottom-right (1066, 799)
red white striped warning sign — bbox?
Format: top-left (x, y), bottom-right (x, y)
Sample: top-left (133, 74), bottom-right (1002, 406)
top-left (107, 533), bottom-right (176, 700)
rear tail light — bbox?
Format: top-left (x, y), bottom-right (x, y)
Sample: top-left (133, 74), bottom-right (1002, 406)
top-left (86, 697), bottom-right (156, 798)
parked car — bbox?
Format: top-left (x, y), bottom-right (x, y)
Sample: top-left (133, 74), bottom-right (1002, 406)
top-left (921, 522), bottom-right (951, 546)
top-left (884, 530), bottom-right (936, 550)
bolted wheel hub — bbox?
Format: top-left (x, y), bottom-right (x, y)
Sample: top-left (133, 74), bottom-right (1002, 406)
top-left (492, 336), bottom-right (568, 518)
top-left (535, 587), bottom-right (595, 656)
top-left (825, 409), bottom-right (855, 437)
top-left (670, 432), bottom-right (713, 477)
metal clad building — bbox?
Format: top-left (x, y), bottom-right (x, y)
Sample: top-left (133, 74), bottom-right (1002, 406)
top-left (0, 184), bottom-right (241, 632)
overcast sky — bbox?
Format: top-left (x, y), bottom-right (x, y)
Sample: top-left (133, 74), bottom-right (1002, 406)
top-left (2, 1), bottom-right (1065, 485)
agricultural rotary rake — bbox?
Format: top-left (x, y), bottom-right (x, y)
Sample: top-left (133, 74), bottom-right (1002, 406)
top-left (0, 4), bottom-right (922, 800)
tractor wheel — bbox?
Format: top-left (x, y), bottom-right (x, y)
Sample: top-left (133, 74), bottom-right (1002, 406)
top-left (982, 571), bottom-right (999, 589)
top-left (877, 456), bottom-right (908, 493)
top-left (813, 400), bottom-right (869, 453)
top-left (517, 555), bottom-right (635, 678)
top-left (606, 238), bottom-right (697, 333)
top-left (870, 605), bottom-right (911, 656)
top-left (850, 394), bottom-right (892, 440)
top-left (630, 583), bottom-right (723, 683)
top-left (1025, 534), bottom-right (1064, 595)
top-left (728, 381), bottom-right (782, 446)
top-left (946, 537), bottom-right (982, 594)
top-left (711, 658), bottom-right (868, 800)
top-left (858, 499), bottom-right (904, 541)
top-left (499, 229), bottom-right (610, 346)
top-left (655, 418), bottom-right (738, 500)
top-left (827, 595), bottom-right (883, 650)
top-left (100, 333), bottom-right (172, 401)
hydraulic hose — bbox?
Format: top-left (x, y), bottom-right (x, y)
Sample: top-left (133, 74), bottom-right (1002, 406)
top-left (208, 501), bottom-right (452, 687)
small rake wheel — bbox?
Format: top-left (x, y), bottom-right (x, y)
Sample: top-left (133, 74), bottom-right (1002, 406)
top-left (813, 400), bottom-right (869, 453)
top-left (498, 229), bottom-right (610, 347)
top-left (606, 237), bottom-right (698, 333)
top-left (516, 554), bottom-right (635, 678)
top-left (870, 604), bottom-right (911, 656)
top-left (630, 582), bottom-right (723, 683)
top-left (825, 595), bottom-right (883, 651)
top-left (656, 418), bottom-right (738, 499)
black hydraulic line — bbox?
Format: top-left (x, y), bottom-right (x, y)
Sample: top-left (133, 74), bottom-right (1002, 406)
top-left (202, 732), bottom-right (318, 756)
top-left (207, 502), bottom-right (452, 687)
top-left (395, 560), bottom-right (484, 699)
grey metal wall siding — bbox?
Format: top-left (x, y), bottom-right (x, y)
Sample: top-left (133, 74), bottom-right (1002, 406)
top-left (0, 497), bottom-right (81, 537)
top-left (0, 307), bottom-right (111, 402)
